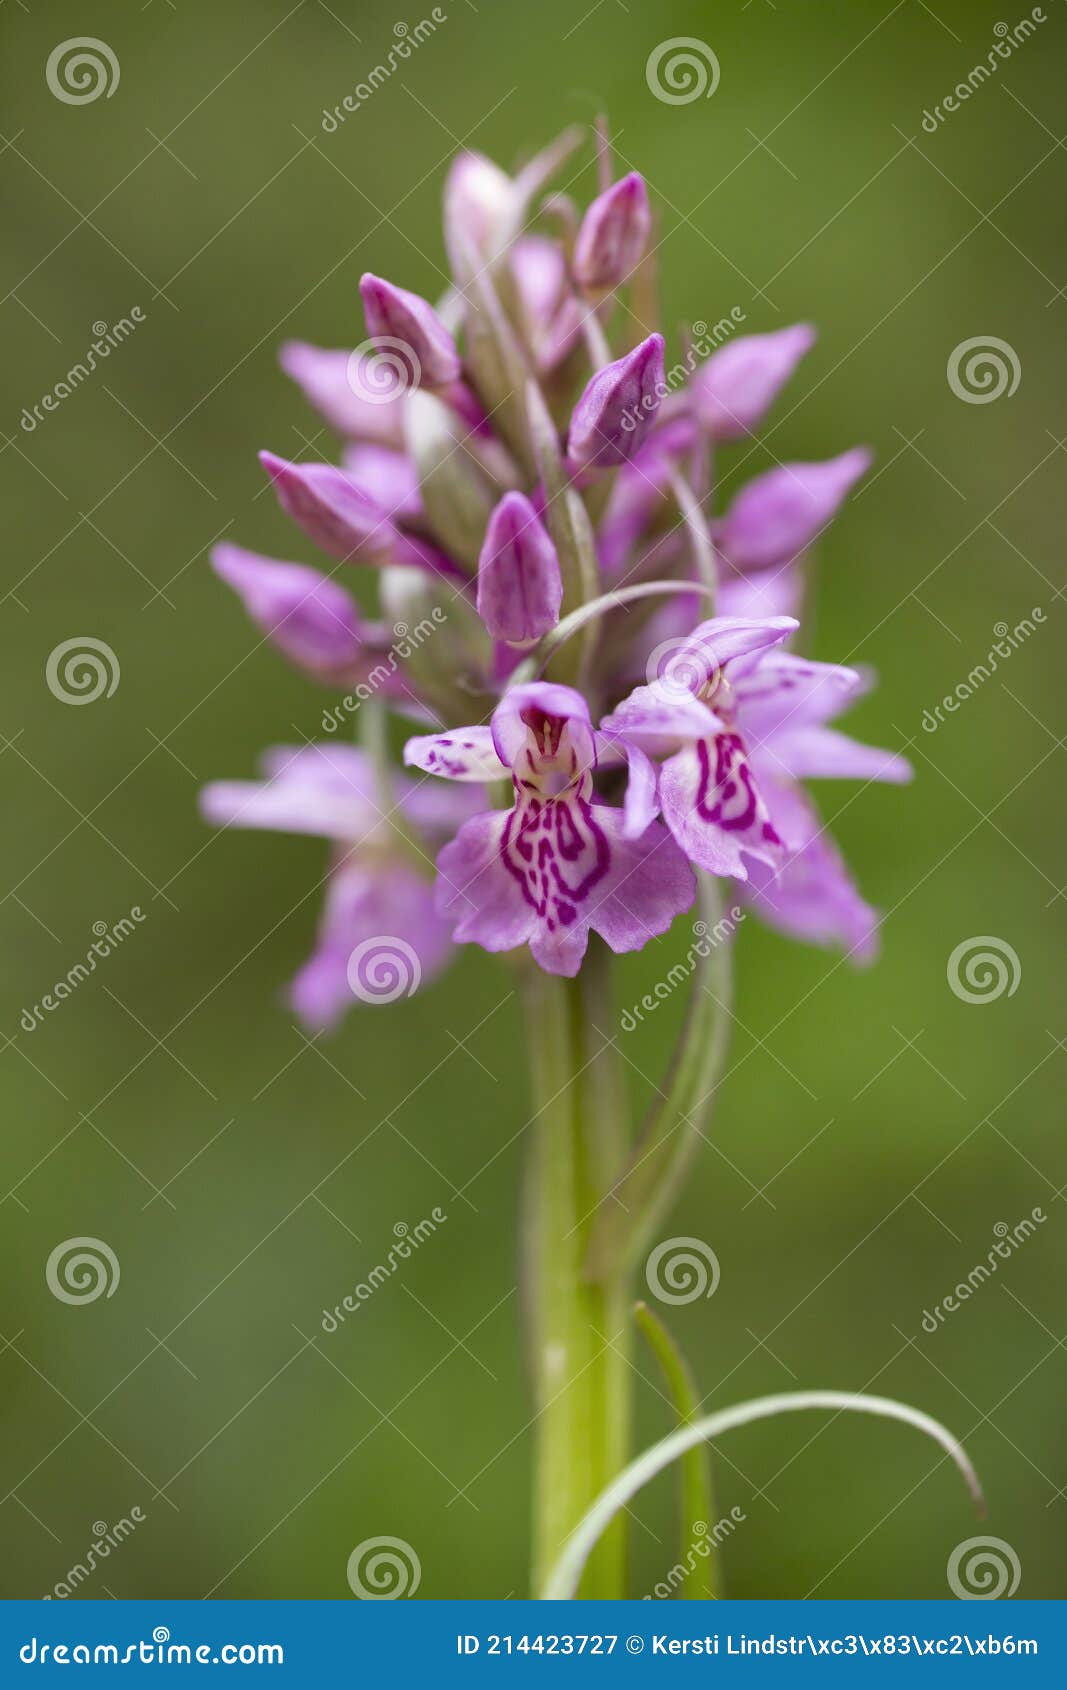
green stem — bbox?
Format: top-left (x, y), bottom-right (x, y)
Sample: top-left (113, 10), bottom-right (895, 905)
top-left (524, 943), bottom-right (630, 1598)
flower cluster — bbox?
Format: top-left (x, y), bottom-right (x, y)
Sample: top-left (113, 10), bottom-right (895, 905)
top-left (202, 133), bottom-right (908, 1029)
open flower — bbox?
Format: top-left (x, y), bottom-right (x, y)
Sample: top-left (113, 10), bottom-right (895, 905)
top-left (603, 617), bottom-right (910, 951)
top-left (404, 683), bottom-right (695, 977)
top-left (200, 745), bottom-right (476, 1029)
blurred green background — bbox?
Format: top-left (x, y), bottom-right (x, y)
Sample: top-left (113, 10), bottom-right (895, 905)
top-left (1, 0), bottom-right (1064, 1601)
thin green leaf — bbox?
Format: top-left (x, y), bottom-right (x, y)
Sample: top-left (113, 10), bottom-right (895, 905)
top-left (634, 1302), bottom-right (716, 1599)
top-left (541, 1390), bottom-right (984, 1599)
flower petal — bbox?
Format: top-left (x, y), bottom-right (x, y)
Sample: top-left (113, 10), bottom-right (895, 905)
top-left (567, 334), bottom-right (665, 470)
top-left (759, 726), bottom-right (913, 786)
top-left (290, 862), bottom-right (453, 1032)
top-left (717, 447), bottom-right (871, 573)
top-left (667, 614), bottom-right (799, 687)
top-left (490, 681), bottom-right (593, 771)
top-left (740, 783), bottom-right (880, 962)
top-left (734, 650), bottom-right (867, 740)
top-left (211, 543), bottom-right (365, 683)
top-left (691, 324), bottom-right (815, 442)
top-left (573, 172), bottom-right (651, 294)
top-left (600, 685), bottom-right (724, 758)
top-left (435, 800), bottom-right (694, 977)
top-left (404, 726), bottom-right (508, 782)
top-left (660, 736), bottom-right (782, 879)
top-left (359, 273), bottom-right (462, 389)
top-left (260, 451), bottom-right (396, 562)
top-left (476, 491), bottom-right (563, 643)
top-left (342, 443), bottom-right (422, 521)
top-left (594, 732), bottom-right (660, 837)
top-left (278, 340), bottom-right (405, 446)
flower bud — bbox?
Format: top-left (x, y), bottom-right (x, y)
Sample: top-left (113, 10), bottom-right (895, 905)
top-left (476, 492), bottom-right (563, 644)
top-left (444, 151), bottom-right (513, 274)
top-left (573, 172), bottom-right (651, 295)
top-left (691, 324), bottom-right (815, 441)
top-left (359, 273), bottom-right (461, 390)
top-left (566, 333), bottom-right (664, 471)
top-left (278, 340), bottom-right (404, 446)
top-left (211, 543), bottom-right (371, 684)
top-left (342, 444), bottom-right (422, 522)
top-left (259, 451), bottom-right (456, 576)
top-left (717, 447), bottom-right (871, 573)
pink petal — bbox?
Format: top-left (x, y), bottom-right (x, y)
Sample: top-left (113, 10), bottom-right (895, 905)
top-left (659, 736), bottom-right (782, 880)
top-left (476, 492), bottom-right (563, 644)
top-left (567, 334), bottom-right (665, 470)
top-left (359, 273), bottom-right (461, 389)
top-left (717, 447), bottom-right (871, 573)
top-left (278, 340), bottom-right (405, 445)
top-left (211, 543), bottom-right (364, 682)
top-left (573, 172), bottom-right (651, 293)
top-left (692, 324), bottom-right (815, 441)
top-left (404, 726), bottom-right (508, 783)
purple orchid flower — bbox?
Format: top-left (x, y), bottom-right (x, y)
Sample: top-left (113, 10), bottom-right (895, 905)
top-left (200, 744), bottom-right (476, 1029)
top-left (603, 617), bottom-right (910, 944)
top-left (197, 133), bottom-right (975, 1601)
top-left (211, 543), bottom-right (384, 687)
top-left (404, 683), bottom-right (695, 977)
top-left (205, 131), bottom-right (907, 1028)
